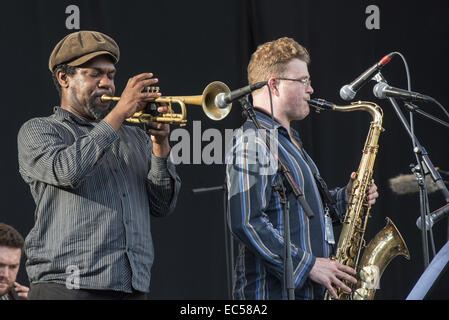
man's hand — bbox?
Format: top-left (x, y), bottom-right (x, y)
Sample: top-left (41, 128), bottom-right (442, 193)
top-left (146, 106), bottom-right (171, 158)
top-left (308, 258), bottom-right (357, 299)
top-left (345, 172), bottom-right (379, 205)
top-left (13, 282), bottom-right (29, 300)
top-left (105, 73), bottom-right (161, 131)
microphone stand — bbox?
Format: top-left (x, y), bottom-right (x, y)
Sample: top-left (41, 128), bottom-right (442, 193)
top-left (404, 103), bottom-right (449, 130)
top-left (374, 72), bottom-right (449, 268)
top-left (238, 95), bottom-right (315, 300)
top-left (404, 102), bottom-right (449, 247)
top-left (192, 184), bottom-right (234, 300)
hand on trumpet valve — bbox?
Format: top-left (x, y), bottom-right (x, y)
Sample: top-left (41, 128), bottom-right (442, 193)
top-left (115, 72), bottom-right (161, 119)
top-left (145, 102), bottom-right (161, 117)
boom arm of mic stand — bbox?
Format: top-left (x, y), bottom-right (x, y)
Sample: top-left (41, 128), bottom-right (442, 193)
top-left (192, 184), bottom-right (234, 299)
top-left (192, 186), bottom-right (225, 194)
top-left (404, 103), bottom-right (449, 130)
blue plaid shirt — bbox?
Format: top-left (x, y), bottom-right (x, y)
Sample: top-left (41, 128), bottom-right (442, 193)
top-left (18, 107), bottom-right (181, 293)
top-left (226, 110), bottom-right (346, 300)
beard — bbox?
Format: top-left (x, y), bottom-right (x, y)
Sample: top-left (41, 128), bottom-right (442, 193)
top-left (0, 276), bottom-right (12, 296)
top-left (87, 94), bottom-right (114, 120)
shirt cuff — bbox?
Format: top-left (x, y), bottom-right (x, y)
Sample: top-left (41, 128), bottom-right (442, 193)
top-left (295, 252), bottom-right (316, 289)
top-left (149, 153), bottom-right (172, 179)
top-left (337, 187), bottom-right (347, 211)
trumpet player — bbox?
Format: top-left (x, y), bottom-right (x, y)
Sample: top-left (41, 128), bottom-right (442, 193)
top-left (17, 31), bottom-right (180, 299)
top-left (226, 37), bottom-right (378, 300)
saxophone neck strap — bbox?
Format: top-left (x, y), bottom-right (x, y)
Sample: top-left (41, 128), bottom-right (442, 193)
top-left (240, 96), bottom-right (315, 218)
top-left (296, 144), bottom-right (340, 217)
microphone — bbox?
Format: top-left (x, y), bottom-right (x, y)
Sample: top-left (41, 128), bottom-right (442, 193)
top-left (373, 82), bottom-right (432, 102)
top-left (389, 174), bottom-right (445, 195)
top-left (416, 203), bottom-right (449, 231)
top-left (215, 81), bottom-right (267, 109)
top-left (340, 54), bottom-right (393, 101)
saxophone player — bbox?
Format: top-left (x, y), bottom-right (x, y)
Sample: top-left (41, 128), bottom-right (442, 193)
top-left (225, 37), bottom-right (378, 300)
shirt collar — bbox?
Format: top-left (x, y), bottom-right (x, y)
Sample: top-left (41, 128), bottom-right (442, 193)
top-left (53, 106), bottom-right (95, 126)
top-left (252, 108), bottom-right (283, 130)
top-left (251, 108), bottom-right (303, 145)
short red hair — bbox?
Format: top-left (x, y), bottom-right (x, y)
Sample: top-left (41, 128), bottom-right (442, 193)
top-left (248, 37), bottom-right (310, 85)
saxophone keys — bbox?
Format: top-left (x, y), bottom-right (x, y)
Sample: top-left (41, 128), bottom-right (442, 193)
top-left (349, 246), bottom-right (358, 258)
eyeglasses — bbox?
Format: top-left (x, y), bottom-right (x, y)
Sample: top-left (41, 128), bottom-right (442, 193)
top-left (277, 77), bottom-right (312, 87)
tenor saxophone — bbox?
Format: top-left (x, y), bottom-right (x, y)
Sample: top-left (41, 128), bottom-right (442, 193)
top-left (309, 99), bottom-right (410, 300)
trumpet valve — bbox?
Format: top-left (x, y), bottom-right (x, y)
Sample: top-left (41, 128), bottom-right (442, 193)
top-left (144, 86), bottom-right (160, 93)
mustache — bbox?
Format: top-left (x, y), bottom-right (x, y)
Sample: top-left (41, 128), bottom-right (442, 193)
top-left (0, 276), bottom-right (10, 283)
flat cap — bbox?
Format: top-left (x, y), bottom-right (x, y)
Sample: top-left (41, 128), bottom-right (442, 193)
top-left (49, 30), bottom-right (120, 72)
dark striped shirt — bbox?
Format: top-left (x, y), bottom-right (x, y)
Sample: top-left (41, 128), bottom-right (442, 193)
top-left (226, 110), bottom-right (346, 300)
top-left (17, 107), bottom-right (181, 293)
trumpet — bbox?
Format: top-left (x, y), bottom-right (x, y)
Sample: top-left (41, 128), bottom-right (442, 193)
top-left (100, 81), bottom-right (232, 126)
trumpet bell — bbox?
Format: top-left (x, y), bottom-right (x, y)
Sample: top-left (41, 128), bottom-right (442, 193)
top-left (202, 81), bottom-right (232, 121)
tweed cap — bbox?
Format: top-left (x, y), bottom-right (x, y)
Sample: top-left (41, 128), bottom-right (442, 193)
top-left (48, 30), bottom-right (120, 72)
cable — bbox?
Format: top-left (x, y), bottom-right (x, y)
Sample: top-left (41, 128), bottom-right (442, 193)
top-left (430, 97), bottom-right (449, 121)
top-left (267, 81), bottom-right (276, 131)
top-left (389, 51), bottom-right (412, 91)
top-left (390, 51), bottom-right (449, 120)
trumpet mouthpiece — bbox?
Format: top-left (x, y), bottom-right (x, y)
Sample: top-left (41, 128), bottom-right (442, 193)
top-left (100, 94), bottom-right (120, 102)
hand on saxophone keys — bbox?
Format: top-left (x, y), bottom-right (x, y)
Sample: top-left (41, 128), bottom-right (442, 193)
top-left (345, 172), bottom-right (379, 205)
top-left (366, 182), bottom-right (379, 206)
top-left (309, 257), bottom-right (358, 299)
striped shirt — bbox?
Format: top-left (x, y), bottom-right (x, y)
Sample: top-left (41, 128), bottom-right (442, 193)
top-left (225, 110), bottom-right (346, 300)
top-left (17, 107), bottom-right (181, 293)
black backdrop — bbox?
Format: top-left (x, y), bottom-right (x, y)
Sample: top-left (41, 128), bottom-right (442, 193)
top-left (1, 0), bottom-right (448, 300)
